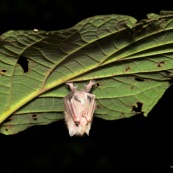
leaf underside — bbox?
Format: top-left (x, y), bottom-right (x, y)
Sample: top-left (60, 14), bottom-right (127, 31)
top-left (0, 11), bottom-right (173, 135)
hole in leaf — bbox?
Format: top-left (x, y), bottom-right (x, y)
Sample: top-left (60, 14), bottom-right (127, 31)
top-left (157, 61), bottom-right (165, 67)
top-left (0, 69), bottom-right (7, 76)
top-left (5, 128), bottom-right (8, 131)
top-left (17, 56), bottom-right (29, 73)
top-left (125, 66), bottom-right (130, 72)
top-left (32, 114), bottom-right (38, 121)
top-left (96, 82), bottom-right (100, 87)
top-left (132, 102), bottom-right (143, 113)
top-left (135, 77), bottom-right (145, 82)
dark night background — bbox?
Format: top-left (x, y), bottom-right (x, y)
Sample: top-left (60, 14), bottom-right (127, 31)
top-left (0, 0), bottom-right (173, 172)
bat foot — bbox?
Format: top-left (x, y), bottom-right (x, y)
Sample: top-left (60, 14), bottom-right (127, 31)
top-left (66, 81), bottom-right (77, 92)
top-left (85, 80), bottom-right (96, 92)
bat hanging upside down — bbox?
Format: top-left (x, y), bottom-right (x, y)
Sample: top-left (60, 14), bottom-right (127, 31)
top-left (64, 80), bottom-right (96, 136)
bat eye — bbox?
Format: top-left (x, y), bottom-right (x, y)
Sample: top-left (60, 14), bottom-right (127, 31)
top-left (74, 96), bottom-right (80, 102)
top-left (87, 95), bottom-right (92, 102)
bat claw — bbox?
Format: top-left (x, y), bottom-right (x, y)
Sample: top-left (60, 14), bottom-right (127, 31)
top-left (89, 80), bottom-right (96, 85)
top-left (66, 81), bottom-right (77, 92)
top-left (84, 80), bottom-right (96, 92)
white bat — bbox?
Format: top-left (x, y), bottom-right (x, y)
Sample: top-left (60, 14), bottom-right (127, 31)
top-left (64, 80), bottom-right (96, 136)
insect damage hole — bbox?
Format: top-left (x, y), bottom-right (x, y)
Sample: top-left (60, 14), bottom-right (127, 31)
top-left (5, 128), bottom-right (9, 131)
top-left (1, 69), bottom-right (6, 73)
top-left (32, 114), bottom-right (38, 121)
top-left (96, 82), bottom-right (100, 87)
top-left (157, 61), bottom-right (165, 67)
top-left (132, 102), bottom-right (143, 113)
top-left (125, 66), bottom-right (130, 72)
top-left (135, 77), bottom-right (145, 82)
top-left (17, 56), bottom-right (29, 73)
top-left (0, 69), bottom-right (7, 76)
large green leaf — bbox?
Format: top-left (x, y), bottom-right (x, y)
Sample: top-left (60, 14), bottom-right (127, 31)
top-left (0, 11), bottom-right (173, 135)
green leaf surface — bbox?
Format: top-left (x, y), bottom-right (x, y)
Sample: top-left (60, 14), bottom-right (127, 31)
top-left (0, 11), bottom-right (173, 134)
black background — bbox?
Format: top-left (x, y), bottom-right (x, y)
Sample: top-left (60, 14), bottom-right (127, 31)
top-left (0, 0), bottom-right (173, 172)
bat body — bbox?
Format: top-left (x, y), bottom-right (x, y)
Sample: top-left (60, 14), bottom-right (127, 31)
top-left (64, 80), bottom-right (96, 136)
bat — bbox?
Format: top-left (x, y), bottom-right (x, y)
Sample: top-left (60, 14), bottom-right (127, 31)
top-left (64, 80), bottom-right (96, 136)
